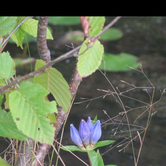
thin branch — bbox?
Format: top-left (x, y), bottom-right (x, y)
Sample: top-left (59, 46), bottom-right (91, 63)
top-left (0, 45), bottom-right (81, 93)
top-left (37, 16), bottom-right (51, 63)
top-left (1, 17), bottom-right (30, 50)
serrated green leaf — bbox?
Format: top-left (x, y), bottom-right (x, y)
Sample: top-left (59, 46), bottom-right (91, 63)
top-left (0, 17), bottom-right (17, 36)
top-left (88, 17), bottom-right (105, 37)
top-left (93, 140), bottom-right (114, 149)
top-left (88, 150), bottom-right (104, 166)
top-left (0, 157), bottom-right (11, 166)
top-left (0, 103), bottom-right (27, 140)
top-left (21, 18), bottom-right (53, 40)
top-left (0, 51), bottom-right (15, 79)
top-left (100, 28), bottom-right (123, 41)
top-left (60, 145), bottom-right (86, 152)
top-left (77, 39), bottom-right (104, 77)
top-left (10, 26), bottom-right (25, 49)
top-left (9, 81), bottom-right (57, 144)
top-left (99, 53), bottom-right (139, 72)
top-left (34, 60), bottom-right (71, 112)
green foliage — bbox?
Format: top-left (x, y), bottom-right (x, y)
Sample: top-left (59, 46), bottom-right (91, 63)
top-left (88, 150), bottom-right (104, 166)
top-left (88, 17), bottom-right (105, 37)
top-left (0, 157), bottom-right (11, 166)
top-left (10, 17), bottom-right (53, 49)
top-left (61, 140), bottom-right (114, 152)
top-left (34, 60), bottom-right (71, 112)
top-left (0, 51), bottom-right (15, 79)
top-left (100, 28), bottom-right (123, 41)
top-left (48, 17), bottom-right (80, 25)
top-left (9, 81), bottom-right (57, 144)
top-left (0, 17), bottom-right (17, 36)
top-left (77, 39), bottom-right (104, 77)
top-left (100, 53), bottom-right (140, 71)
top-left (0, 106), bottom-right (27, 140)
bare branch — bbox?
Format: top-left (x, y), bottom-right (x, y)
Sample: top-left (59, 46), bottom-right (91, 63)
top-left (37, 16), bottom-right (51, 63)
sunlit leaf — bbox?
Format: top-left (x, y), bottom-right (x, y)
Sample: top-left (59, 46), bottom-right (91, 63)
top-left (0, 157), bottom-right (10, 166)
top-left (21, 18), bottom-right (53, 40)
top-left (99, 53), bottom-right (139, 72)
top-left (77, 39), bottom-right (104, 77)
top-left (34, 60), bottom-right (71, 112)
top-left (9, 81), bottom-right (57, 144)
top-left (0, 17), bottom-right (17, 36)
top-left (0, 51), bottom-right (15, 79)
top-left (88, 17), bottom-right (105, 37)
top-left (100, 28), bottom-right (123, 41)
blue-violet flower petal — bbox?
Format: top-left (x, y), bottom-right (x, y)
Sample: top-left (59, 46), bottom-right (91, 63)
top-left (90, 120), bottom-right (102, 145)
top-left (87, 117), bottom-right (93, 131)
top-left (70, 124), bottom-right (83, 147)
top-left (79, 119), bottom-right (90, 145)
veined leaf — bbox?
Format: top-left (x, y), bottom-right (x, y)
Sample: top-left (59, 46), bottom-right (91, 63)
top-left (0, 51), bottom-right (15, 79)
top-left (88, 17), bottom-right (105, 37)
top-left (34, 60), bottom-right (71, 112)
top-left (0, 157), bottom-right (10, 166)
top-left (99, 53), bottom-right (139, 72)
top-left (9, 81), bottom-right (57, 144)
top-left (0, 17), bottom-right (17, 36)
top-left (21, 18), bottom-right (53, 39)
top-left (77, 39), bottom-right (104, 77)
top-left (0, 108), bottom-right (28, 140)
top-left (10, 26), bottom-right (25, 49)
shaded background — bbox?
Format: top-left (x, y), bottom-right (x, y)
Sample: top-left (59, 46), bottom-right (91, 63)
top-left (2, 17), bottom-right (166, 166)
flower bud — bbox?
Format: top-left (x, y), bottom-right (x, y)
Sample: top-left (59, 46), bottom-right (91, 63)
top-left (90, 120), bottom-right (102, 145)
top-left (70, 124), bottom-right (83, 147)
top-left (79, 119), bottom-right (90, 145)
top-left (87, 117), bottom-right (93, 131)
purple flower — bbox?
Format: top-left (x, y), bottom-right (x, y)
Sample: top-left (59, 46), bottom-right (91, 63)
top-left (79, 119), bottom-right (91, 145)
top-left (90, 120), bottom-right (102, 145)
top-left (70, 124), bottom-right (83, 147)
top-left (70, 117), bottom-right (102, 148)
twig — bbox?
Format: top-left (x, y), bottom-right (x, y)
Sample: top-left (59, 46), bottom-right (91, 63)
top-left (0, 45), bottom-right (81, 93)
top-left (1, 17), bottom-right (30, 49)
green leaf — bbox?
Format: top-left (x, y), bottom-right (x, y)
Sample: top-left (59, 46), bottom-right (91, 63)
top-left (21, 18), bottom-right (53, 40)
top-left (0, 51), bottom-right (15, 79)
top-left (48, 17), bottom-right (80, 25)
top-left (100, 28), bottom-right (123, 41)
top-left (77, 39), bottom-right (104, 77)
top-left (0, 157), bottom-right (11, 166)
top-left (99, 53), bottom-right (140, 72)
top-left (0, 108), bottom-right (28, 140)
top-left (60, 145), bottom-right (86, 152)
top-left (88, 150), bottom-right (104, 166)
top-left (10, 17), bottom-right (53, 49)
top-left (93, 140), bottom-right (114, 149)
top-left (9, 81), bottom-right (57, 144)
top-left (88, 17), bottom-right (105, 37)
top-left (0, 17), bottom-right (17, 36)
top-left (10, 26), bottom-right (25, 49)
top-left (34, 60), bottom-right (71, 112)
